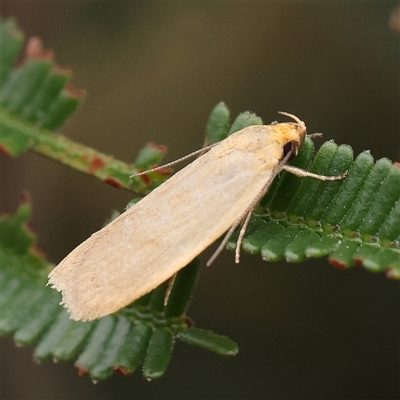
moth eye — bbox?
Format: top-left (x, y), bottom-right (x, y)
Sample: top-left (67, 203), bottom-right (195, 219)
top-left (283, 142), bottom-right (297, 161)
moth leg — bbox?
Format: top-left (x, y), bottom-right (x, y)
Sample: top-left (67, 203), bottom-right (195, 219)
top-left (206, 157), bottom-right (287, 267)
top-left (163, 272), bottom-right (177, 306)
top-left (283, 165), bottom-right (347, 181)
top-left (235, 210), bottom-right (253, 264)
top-left (206, 168), bottom-right (280, 267)
top-left (206, 218), bottom-right (244, 267)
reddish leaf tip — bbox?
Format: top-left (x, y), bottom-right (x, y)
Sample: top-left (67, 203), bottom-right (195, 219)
top-left (89, 157), bottom-right (106, 173)
top-left (31, 243), bottom-right (45, 257)
top-left (104, 177), bottom-right (123, 188)
top-left (52, 65), bottom-right (72, 77)
top-left (21, 190), bottom-right (31, 204)
top-left (354, 257), bottom-right (363, 265)
top-left (0, 144), bottom-right (12, 156)
top-left (184, 317), bottom-right (194, 328)
top-left (65, 84), bottom-right (86, 99)
top-left (113, 366), bottom-right (131, 376)
top-left (385, 267), bottom-right (400, 279)
top-left (75, 364), bottom-right (89, 376)
top-left (154, 167), bottom-right (173, 176)
top-left (147, 142), bottom-right (168, 153)
top-left (329, 258), bottom-right (349, 269)
top-left (140, 173), bottom-right (152, 185)
top-left (25, 37), bottom-right (53, 61)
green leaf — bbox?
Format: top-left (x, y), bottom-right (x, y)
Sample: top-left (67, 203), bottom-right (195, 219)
top-left (179, 328), bottom-right (239, 356)
top-left (0, 17), bottom-right (168, 194)
top-left (0, 19), bottom-right (85, 157)
top-left (1, 58), bottom-right (53, 114)
top-left (142, 328), bottom-right (174, 380)
top-left (0, 18), bottom-right (24, 86)
top-left (0, 16), bottom-right (83, 156)
top-left (205, 101), bottom-right (230, 144)
top-left (113, 321), bottom-right (152, 375)
top-left (227, 140), bottom-right (400, 278)
top-left (228, 110), bottom-right (263, 135)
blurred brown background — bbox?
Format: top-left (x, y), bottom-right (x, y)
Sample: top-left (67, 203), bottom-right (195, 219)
top-left (1, 2), bottom-right (399, 400)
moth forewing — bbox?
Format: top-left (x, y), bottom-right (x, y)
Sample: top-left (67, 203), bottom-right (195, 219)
top-left (48, 114), bottom-right (345, 321)
top-left (49, 125), bottom-right (286, 320)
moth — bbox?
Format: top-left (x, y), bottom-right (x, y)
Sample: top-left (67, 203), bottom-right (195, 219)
top-left (48, 112), bottom-right (346, 321)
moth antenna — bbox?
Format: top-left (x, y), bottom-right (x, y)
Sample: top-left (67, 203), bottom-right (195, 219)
top-left (277, 111), bottom-right (303, 126)
top-left (131, 142), bottom-right (218, 178)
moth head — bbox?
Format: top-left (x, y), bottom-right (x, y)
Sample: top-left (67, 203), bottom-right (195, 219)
top-left (278, 111), bottom-right (307, 159)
